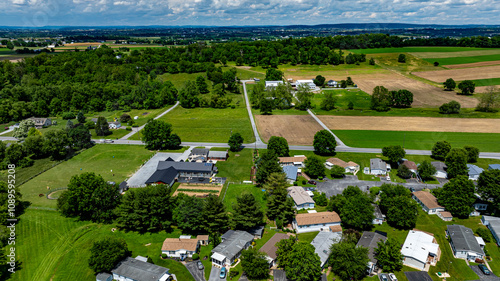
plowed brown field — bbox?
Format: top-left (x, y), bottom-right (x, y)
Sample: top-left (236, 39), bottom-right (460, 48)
top-left (414, 65), bottom-right (500, 83)
top-left (255, 115), bottom-right (323, 145)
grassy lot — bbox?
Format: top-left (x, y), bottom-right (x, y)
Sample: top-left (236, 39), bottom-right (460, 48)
top-left (216, 148), bottom-right (253, 182)
top-left (297, 231), bottom-right (319, 244)
top-left (199, 244), bottom-right (214, 280)
top-left (333, 130), bottom-right (500, 152)
top-left (348, 47), bottom-right (496, 55)
top-left (0, 157), bottom-right (57, 185)
top-left (469, 77), bottom-right (500, 87)
top-left (130, 95), bottom-right (254, 143)
top-left (224, 184), bottom-right (266, 214)
top-left (11, 209), bottom-right (194, 281)
top-left (20, 145), bottom-right (153, 208)
top-left (424, 54), bottom-right (500, 65)
top-left (88, 106), bottom-right (170, 127)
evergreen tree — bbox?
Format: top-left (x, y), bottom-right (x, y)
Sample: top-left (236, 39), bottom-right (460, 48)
top-left (196, 75), bottom-right (210, 94)
top-left (232, 193), bottom-right (264, 230)
top-left (173, 194), bottom-right (205, 234)
top-left (203, 194), bottom-right (229, 234)
top-left (255, 150), bottom-right (282, 185)
top-left (95, 116), bottom-right (110, 136)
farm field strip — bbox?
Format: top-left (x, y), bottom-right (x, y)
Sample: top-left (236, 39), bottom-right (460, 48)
top-left (443, 60), bottom-right (500, 69)
top-left (254, 115), bottom-right (323, 145)
top-left (424, 54), bottom-right (500, 66)
top-left (413, 64), bottom-right (500, 83)
top-left (348, 47), bottom-right (497, 55)
top-left (319, 116), bottom-right (500, 133)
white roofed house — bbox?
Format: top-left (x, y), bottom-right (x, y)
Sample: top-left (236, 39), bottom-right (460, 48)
top-left (287, 186), bottom-right (314, 210)
top-left (401, 230), bottom-right (441, 271)
top-left (265, 80), bottom-right (284, 90)
top-left (431, 162), bottom-right (447, 179)
top-left (279, 156), bottom-right (307, 168)
top-left (296, 79), bottom-right (318, 91)
top-left (311, 231), bottom-right (341, 268)
top-left (370, 158), bottom-right (387, 175)
top-left (109, 256), bottom-right (174, 281)
top-left (327, 80), bottom-right (339, 87)
top-left (325, 158), bottom-right (359, 174)
top-left (482, 216), bottom-right (500, 245)
top-left (108, 121), bottom-right (122, 129)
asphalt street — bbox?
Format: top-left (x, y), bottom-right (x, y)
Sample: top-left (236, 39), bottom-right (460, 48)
top-left (185, 261), bottom-right (206, 281)
top-left (208, 266), bottom-right (222, 281)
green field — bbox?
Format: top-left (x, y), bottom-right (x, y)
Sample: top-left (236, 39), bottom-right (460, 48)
top-left (216, 148), bottom-right (253, 182)
top-left (469, 77), bottom-right (500, 87)
top-left (333, 130), bottom-right (500, 152)
top-left (348, 47), bottom-right (495, 54)
top-left (11, 209), bottom-right (194, 281)
top-left (224, 184), bottom-right (266, 213)
top-left (131, 94), bottom-right (255, 143)
top-left (424, 54), bottom-right (500, 65)
top-left (20, 145), bottom-right (153, 208)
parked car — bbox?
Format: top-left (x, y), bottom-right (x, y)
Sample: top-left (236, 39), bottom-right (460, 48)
top-left (479, 264), bottom-right (491, 275)
top-left (380, 273), bottom-right (389, 281)
top-left (220, 267), bottom-right (226, 279)
top-left (388, 273), bottom-right (398, 281)
top-left (197, 261), bottom-right (204, 270)
top-left (308, 180), bottom-right (317, 185)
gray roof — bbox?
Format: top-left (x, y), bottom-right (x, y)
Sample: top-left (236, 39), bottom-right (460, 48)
top-left (96, 272), bottom-right (112, 281)
top-left (356, 231), bottom-right (387, 264)
top-left (370, 158), bottom-right (387, 171)
top-left (489, 220), bottom-right (500, 238)
top-left (489, 164), bottom-right (500, 170)
top-left (190, 148), bottom-right (209, 157)
top-left (467, 164), bottom-right (484, 176)
top-left (273, 270), bottom-right (289, 281)
top-left (373, 204), bottom-right (384, 220)
top-left (447, 225), bottom-right (484, 255)
top-left (283, 165), bottom-right (298, 181)
top-left (248, 225), bottom-right (265, 237)
top-left (157, 160), bottom-right (214, 173)
top-left (311, 231), bottom-right (341, 267)
top-left (212, 230), bottom-right (253, 260)
top-left (208, 150), bottom-right (228, 158)
top-left (405, 271), bottom-right (433, 281)
top-left (221, 230), bottom-right (235, 241)
top-left (145, 166), bottom-right (178, 185)
top-left (112, 257), bottom-right (169, 281)
top-left (431, 161), bottom-right (447, 172)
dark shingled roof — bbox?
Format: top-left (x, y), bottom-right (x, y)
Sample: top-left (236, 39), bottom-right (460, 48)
top-left (356, 231), bottom-right (387, 263)
top-left (405, 271), bottom-right (433, 281)
top-left (447, 224), bottom-right (484, 255)
top-left (145, 167), bottom-right (178, 184)
top-left (248, 225), bottom-right (265, 237)
top-left (157, 161), bottom-right (214, 173)
top-left (112, 257), bottom-right (169, 281)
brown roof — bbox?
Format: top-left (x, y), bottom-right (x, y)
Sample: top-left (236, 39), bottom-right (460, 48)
top-left (402, 160), bottom-right (418, 170)
top-left (259, 233), bottom-right (290, 260)
top-left (295, 211), bottom-right (341, 226)
top-left (439, 211), bottom-right (453, 218)
top-left (197, 235), bottom-right (209, 241)
top-left (412, 191), bottom-right (443, 210)
top-left (326, 158), bottom-right (358, 168)
top-left (279, 156), bottom-right (307, 163)
top-left (329, 225), bottom-right (343, 233)
top-left (161, 238), bottom-right (198, 251)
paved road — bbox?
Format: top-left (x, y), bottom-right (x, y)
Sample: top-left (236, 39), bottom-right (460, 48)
top-left (0, 126), bottom-right (14, 136)
top-left (120, 101), bottom-right (180, 140)
top-left (470, 265), bottom-right (500, 281)
top-left (185, 261), bottom-right (206, 281)
top-left (208, 266), bottom-right (222, 281)
top-left (316, 176), bottom-right (445, 198)
top-left (241, 80), bottom-right (264, 146)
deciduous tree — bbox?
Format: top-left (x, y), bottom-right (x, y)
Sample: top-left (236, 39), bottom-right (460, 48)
top-left (330, 186), bottom-right (374, 230)
top-left (43, 130), bottom-right (70, 160)
top-left (331, 165), bottom-right (345, 178)
top-left (313, 130), bottom-right (337, 155)
top-left (418, 160), bottom-right (437, 180)
top-left (95, 116), bottom-right (110, 136)
top-left (304, 155), bottom-right (326, 179)
top-left (382, 145), bottom-right (406, 164)
top-left (478, 169), bottom-right (500, 212)
top-left (329, 236), bottom-right (369, 281)
top-left (320, 91), bottom-right (337, 111)
top-left (173, 194), bottom-right (205, 235)
top-left (142, 119), bottom-right (180, 150)
top-left (285, 242), bottom-right (322, 281)
top-left (444, 78), bottom-right (456, 91)
top-left (241, 248), bottom-right (269, 280)
top-left (375, 238), bottom-right (403, 272)
top-left (436, 176), bottom-right (475, 218)
top-left (228, 132), bottom-right (244, 152)
top-left (391, 89), bottom-right (413, 108)
top-left (431, 141), bottom-right (452, 160)
top-left (88, 237), bottom-right (131, 273)
top-left (371, 86), bottom-right (391, 111)
top-left (463, 145), bottom-right (479, 163)
top-left (445, 148), bottom-right (468, 179)
top-left (458, 80), bottom-right (475, 95)
top-left (267, 136), bottom-right (289, 157)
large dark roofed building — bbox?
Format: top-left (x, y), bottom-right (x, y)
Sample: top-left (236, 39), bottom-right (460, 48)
top-left (145, 160), bottom-right (217, 186)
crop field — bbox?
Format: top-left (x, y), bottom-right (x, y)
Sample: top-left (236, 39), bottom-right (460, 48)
top-left (12, 209), bottom-right (194, 281)
top-left (424, 54), bottom-right (500, 66)
top-left (20, 145), bottom-right (153, 208)
top-left (319, 116), bottom-right (500, 133)
top-left (173, 183), bottom-right (223, 197)
top-left (413, 64), bottom-right (500, 83)
top-left (332, 130), bottom-right (500, 152)
top-left (255, 115), bottom-right (323, 145)
top-left (348, 46), bottom-right (495, 55)
top-left (470, 78), bottom-right (500, 87)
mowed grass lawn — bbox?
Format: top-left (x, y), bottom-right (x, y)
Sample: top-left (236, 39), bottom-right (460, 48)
top-left (333, 130), bottom-right (500, 152)
top-left (424, 54), bottom-right (500, 65)
top-left (142, 95), bottom-right (254, 143)
top-left (224, 184), bottom-right (266, 213)
top-left (11, 209), bottom-right (194, 281)
top-left (20, 145), bottom-right (153, 208)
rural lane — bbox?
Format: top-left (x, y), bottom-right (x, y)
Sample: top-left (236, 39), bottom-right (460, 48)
top-left (241, 80), bottom-right (265, 146)
top-left (120, 101), bottom-right (180, 140)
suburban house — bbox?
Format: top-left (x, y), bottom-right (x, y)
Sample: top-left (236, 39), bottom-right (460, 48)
top-left (248, 225), bottom-right (265, 239)
top-left (188, 148), bottom-right (209, 162)
top-left (438, 211), bottom-right (453, 222)
top-left (370, 158), bottom-right (387, 175)
top-left (211, 230), bottom-right (254, 267)
top-left (287, 186), bottom-right (315, 210)
top-left (472, 194), bottom-right (489, 216)
top-left (278, 156), bottom-right (307, 167)
top-left (208, 150), bottom-right (229, 162)
top-left (482, 216), bottom-right (500, 245)
top-left (489, 164), bottom-right (500, 170)
top-left (329, 224), bottom-right (343, 234)
top-left (96, 272), bottom-right (113, 281)
top-left (109, 257), bottom-right (173, 281)
top-left (372, 204), bottom-right (384, 225)
top-left (327, 80), bottom-right (339, 87)
top-left (161, 238), bottom-right (199, 259)
top-left (401, 160), bottom-right (418, 174)
top-left (145, 158), bottom-right (217, 186)
top-left (293, 211), bottom-right (341, 233)
top-left (296, 79), bottom-right (318, 91)
top-left (265, 80), bottom-right (284, 90)
top-left (197, 235), bottom-right (209, 246)
top-left (412, 191), bottom-right (445, 215)
top-left (108, 121), bottom-right (122, 129)
top-left (446, 225), bottom-right (485, 261)
top-left (431, 162), bottom-right (447, 179)
top-left (311, 231), bottom-right (341, 268)
top-left (29, 117), bottom-right (52, 128)
top-left (356, 231), bottom-right (388, 275)
top-left (467, 164), bottom-right (484, 181)
top-left (401, 230), bottom-right (441, 271)
top-left (283, 165), bottom-right (299, 183)
top-left (259, 233), bottom-right (290, 267)
top-left (325, 158), bottom-right (360, 174)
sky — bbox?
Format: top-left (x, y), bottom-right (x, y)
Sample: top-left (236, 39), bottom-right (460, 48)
top-left (0, 0), bottom-right (499, 27)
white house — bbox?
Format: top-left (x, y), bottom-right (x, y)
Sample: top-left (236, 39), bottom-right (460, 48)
top-left (296, 80), bottom-right (318, 91)
top-left (370, 158), bottom-right (387, 175)
top-left (401, 160), bottom-right (418, 174)
top-left (293, 211), bottom-right (341, 233)
top-left (467, 164), bottom-right (484, 181)
top-left (327, 80), bottom-right (339, 87)
top-left (111, 257), bottom-right (173, 281)
top-left (401, 230), bottom-right (440, 271)
top-left (29, 117), bottom-right (52, 128)
top-left (265, 80), bottom-right (284, 90)
top-left (108, 121), bottom-right (122, 129)
top-left (447, 225), bottom-right (485, 261)
top-left (311, 231), bottom-right (341, 268)
top-left (279, 156), bottom-right (307, 168)
top-left (287, 186), bottom-right (315, 210)
top-left (211, 230), bottom-right (253, 267)
top-left (372, 204), bottom-right (384, 225)
top-left (161, 238), bottom-right (199, 259)
top-left (438, 211), bottom-right (453, 222)
top-left (412, 191), bottom-right (445, 215)
top-left (482, 216), bottom-right (500, 245)
top-left (325, 158), bottom-right (359, 174)
top-left (431, 162), bottom-right (447, 179)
